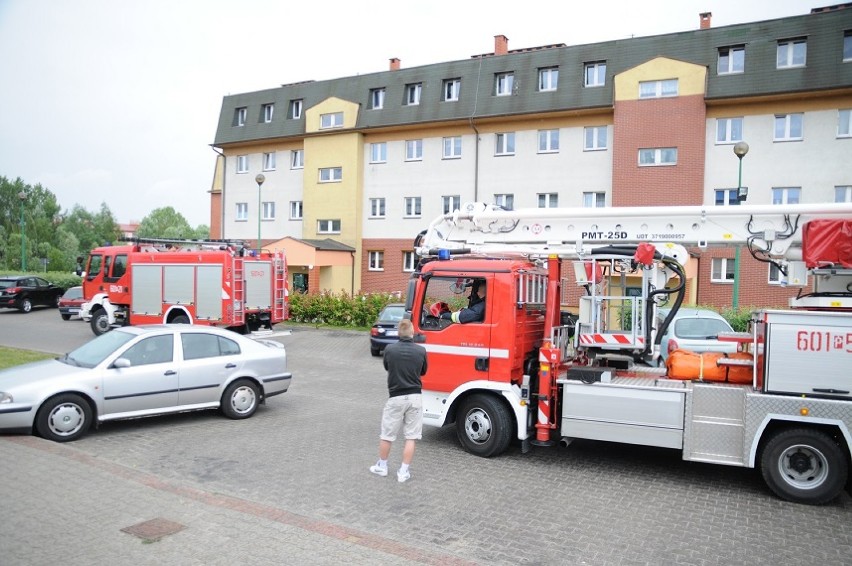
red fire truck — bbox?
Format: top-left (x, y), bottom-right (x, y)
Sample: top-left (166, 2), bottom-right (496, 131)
top-left (80, 238), bottom-right (288, 336)
top-left (406, 202), bottom-right (852, 504)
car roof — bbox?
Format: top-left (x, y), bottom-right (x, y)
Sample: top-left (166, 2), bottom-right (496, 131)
top-left (658, 307), bottom-right (726, 319)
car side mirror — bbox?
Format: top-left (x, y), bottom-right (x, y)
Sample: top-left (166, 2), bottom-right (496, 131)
top-left (113, 358), bottom-right (131, 369)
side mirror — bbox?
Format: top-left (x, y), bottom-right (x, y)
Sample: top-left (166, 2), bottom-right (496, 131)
top-left (113, 358), bottom-right (131, 369)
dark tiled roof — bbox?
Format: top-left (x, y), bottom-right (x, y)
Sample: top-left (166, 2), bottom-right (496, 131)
top-left (296, 238), bottom-right (356, 252)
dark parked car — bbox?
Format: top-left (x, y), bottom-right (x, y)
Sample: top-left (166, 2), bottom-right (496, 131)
top-left (0, 276), bottom-right (64, 313)
top-left (58, 286), bottom-right (85, 320)
top-left (370, 303), bottom-right (406, 356)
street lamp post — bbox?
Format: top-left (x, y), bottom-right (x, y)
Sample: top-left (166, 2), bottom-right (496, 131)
top-left (255, 173), bottom-right (265, 253)
top-left (732, 141), bottom-right (749, 308)
top-left (18, 191), bottom-right (26, 272)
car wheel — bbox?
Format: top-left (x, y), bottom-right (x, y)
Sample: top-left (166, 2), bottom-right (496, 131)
top-left (36, 394), bottom-right (92, 442)
top-left (53, 295), bottom-right (61, 308)
top-left (90, 310), bottom-right (111, 335)
top-left (172, 315), bottom-right (190, 324)
top-left (221, 379), bottom-right (260, 419)
top-left (19, 298), bottom-right (32, 313)
top-left (456, 394), bottom-right (513, 458)
top-left (61, 313), bottom-right (71, 321)
top-left (370, 347), bottom-right (381, 357)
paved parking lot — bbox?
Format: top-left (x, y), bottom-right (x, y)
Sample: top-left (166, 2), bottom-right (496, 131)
top-left (1, 310), bottom-right (851, 565)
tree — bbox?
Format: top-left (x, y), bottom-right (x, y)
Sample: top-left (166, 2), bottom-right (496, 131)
top-left (137, 207), bottom-right (193, 239)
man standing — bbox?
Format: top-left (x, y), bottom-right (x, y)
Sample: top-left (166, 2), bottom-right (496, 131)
top-left (370, 319), bottom-right (428, 482)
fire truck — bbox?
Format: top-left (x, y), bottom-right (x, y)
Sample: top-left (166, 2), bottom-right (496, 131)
top-left (79, 238), bottom-right (288, 336)
top-left (407, 202), bottom-right (852, 504)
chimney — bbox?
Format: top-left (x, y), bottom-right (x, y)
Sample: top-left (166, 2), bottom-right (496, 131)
top-left (389, 57), bottom-right (400, 71)
top-left (494, 35), bottom-right (509, 55)
top-left (699, 12), bottom-right (712, 29)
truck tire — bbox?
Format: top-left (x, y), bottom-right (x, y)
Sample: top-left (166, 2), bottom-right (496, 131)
top-left (90, 310), bottom-right (111, 335)
top-left (36, 393), bottom-right (92, 442)
top-left (456, 394), bottom-right (512, 458)
top-left (760, 427), bottom-right (848, 505)
top-left (171, 315), bottom-right (190, 324)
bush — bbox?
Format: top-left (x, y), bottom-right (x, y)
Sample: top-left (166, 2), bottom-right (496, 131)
top-left (287, 290), bottom-right (401, 328)
top-left (0, 270), bottom-right (82, 291)
top-left (719, 306), bottom-right (756, 332)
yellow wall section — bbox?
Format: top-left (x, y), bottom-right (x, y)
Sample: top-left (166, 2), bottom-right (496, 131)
top-left (305, 97), bottom-right (360, 133)
top-left (615, 57), bottom-right (707, 101)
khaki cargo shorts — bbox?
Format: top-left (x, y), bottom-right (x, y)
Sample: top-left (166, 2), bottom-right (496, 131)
top-left (380, 394), bottom-right (423, 441)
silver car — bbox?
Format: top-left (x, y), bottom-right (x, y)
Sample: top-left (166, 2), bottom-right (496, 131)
top-left (657, 307), bottom-right (737, 364)
top-left (0, 325), bottom-right (292, 442)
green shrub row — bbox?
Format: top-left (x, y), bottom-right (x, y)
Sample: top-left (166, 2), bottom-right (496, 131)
top-left (0, 270), bottom-right (82, 292)
top-left (287, 291), bottom-right (401, 328)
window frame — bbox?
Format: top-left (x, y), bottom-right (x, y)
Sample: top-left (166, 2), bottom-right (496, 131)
top-left (402, 251), bottom-right (416, 272)
top-left (405, 83), bottom-right (422, 106)
top-left (262, 103), bottom-right (274, 123)
top-left (318, 167), bottom-right (343, 183)
top-left (774, 113), bottom-right (804, 141)
top-left (495, 132), bottom-right (515, 156)
top-left (768, 263), bottom-right (783, 285)
top-left (262, 152), bottom-right (276, 171)
top-left (370, 142), bottom-right (387, 164)
top-left (838, 109), bottom-right (851, 138)
top-left (369, 88), bottom-right (385, 110)
top-left (291, 149), bottom-right (304, 169)
top-left (495, 72), bottom-right (514, 96)
top-left (235, 202), bottom-right (248, 221)
top-left (582, 192), bottom-right (606, 208)
top-left (835, 185), bottom-right (852, 203)
top-left (777, 38), bottom-right (807, 69)
top-left (639, 79), bottom-right (678, 99)
top-left (716, 117), bottom-right (744, 144)
top-left (289, 201), bottom-right (303, 220)
top-left (537, 129), bottom-right (559, 153)
top-left (718, 46), bottom-right (745, 74)
top-left (715, 189), bottom-right (739, 206)
top-left (317, 219), bottom-right (341, 234)
top-left (368, 250), bottom-right (384, 271)
top-left (538, 67), bottom-right (558, 92)
top-left (584, 126), bottom-right (607, 151)
top-left (537, 193), bottom-right (558, 209)
top-left (711, 257), bottom-right (735, 283)
top-left (584, 61), bottom-right (606, 87)
top-left (494, 193), bottom-right (514, 210)
top-left (405, 139), bottom-right (423, 161)
top-left (442, 78), bottom-right (461, 102)
top-left (236, 155), bottom-right (248, 173)
top-left (442, 136), bottom-right (462, 159)
top-left (369, 197), bottom-right (386, 218)
top-left (235, 107), bottom-right (247, 127)
top-left (442, 195), bottom-right (461, 215)
top-left (772, 187), bottom-right (801, 205)
top-left (404, 197), bottom-right (422, 218)
top-left (844, 32), bottom-right (852, 62)
top-left (289, 99), bottom-right (303, 120)
top-left (638, 148), bottom-right (677, 166)
top-left (320, 112), bottom-right (344, 129)
top-left (261, 201), bottom-right (275, 221)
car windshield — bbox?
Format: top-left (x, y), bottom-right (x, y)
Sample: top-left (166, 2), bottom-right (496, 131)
top-left (60, 330), bottom-right (137, 368)
top-left (674, 318), bottom-right (731, 339)
top-left (378, 305), bottom-right (405, 322)
top-left (63, 287), bottom-right (83, 299)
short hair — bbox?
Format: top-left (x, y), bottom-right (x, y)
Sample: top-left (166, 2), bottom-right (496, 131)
top-left (398, 319), bottom-right (414, 338)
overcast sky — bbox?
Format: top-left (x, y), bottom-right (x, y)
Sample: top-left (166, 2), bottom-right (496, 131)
top-left (0, 0), bottom-right (821, 227)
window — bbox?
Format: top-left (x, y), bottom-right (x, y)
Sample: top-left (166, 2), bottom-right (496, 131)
top-left (442, 78), bottom-right (460, 101)
top-left (262, 201), bottom-right (275, 220)
top-left (494, 193), bottom-right (514, 210)
top-left (638, 148), bottom-right (677, 166)
top-left (585, 62), bottom-right (606, 87)
top-left (495, 72), bottom-right (514, 96)
top-left (443, 136), bottom-right (462, 159)
top-left (317, 219), bottom-right (341, 234)
top-left (263, 152), bottom-right (276, 171)
top-left (716, 117), bottom-right (743, 143)
top-left (839, 109), bottom-right (851, 138)
top-left (405, 83), bottom-right (422, 105)
top-left (777, 38), bottom-right (807, 68)
top-left (718, 46), bottom-right (745, 74)
top-left (368, 251), bottom-right (384, 271)
top-left (289, 201), bottom-right (303, 220)
top-left (538, 129), bottom-right (559, 153)
top-left (182, 333), bottom-right (240, 361)
top-left (234, 107), bottom-right (247, 127)
top-left (772, 187), bottom-right (801, 205)
top-left (639, 79), bottom-right (678, 98)
top-left (538, 67), bottom-right (558, 91)
top-left (403, 251), bottom-right (416, 272)
top-left (318, 167), bottom-right (342, 182)
top-left (369, 198), bottom-right (386, 218)
top-left (262, 103), bottom-right (274, 123)
top-left (715, 189), bottom-right (739, 206)
top-left (404, 197), bottom-right (421, 217)
top-left (768, 263), bottom-right (783, 285)
top-left (774, 113), bottom-right (803, 141)
top-left (123, 336), bottom-right (174, 366)
top-left (236, 202), bottom-right (248, 221)
top-left (236, 155), bottom-right (248, 173)
top-left (711, 258), bottom-right (735, 283)
top-left (291, 149), bottom-right (304, 169)
top-left (288, 99), bottom-right (303, 119)
top-left (370, 142), bottom-right (387, 163)
top-left (320, 112), bottom-right (343, 129)
top-left (495, 132), bottom-right (515, 155)
top-left (369, 88), bottom-right (385, 110)
top-left (584, 126), bottom-right (607, 151)
top-left (583, 192), bottom-right (605, 208)
top-left (835, 186), bottom-right (852, 203)
top-left (538, 193), bottom-right (558, 208)
top-left (845, 32), bottom-right (852, 61)
top-left (405, 139), bottom-right (423, 161)
top-left (442, 195), bottom-right (461, 214)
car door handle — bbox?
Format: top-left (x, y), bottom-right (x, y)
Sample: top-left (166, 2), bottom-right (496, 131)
top-left (164, 370), bottom-right (177, 376)
top-left (225, 363), bottom-right (237, 368)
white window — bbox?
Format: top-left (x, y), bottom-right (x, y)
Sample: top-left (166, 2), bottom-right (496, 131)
top-left (289, 201), bottom-right (303, 220)
top-left (768, 263), bottom-right (783, 285)
top-left (835, 186), bottom-right (852, 203)
top-left (262, 201), bottom-right (275, 220)
top-left (584, 126), bottom-right (607, 150)
top-left (538, 67), bottom-right (558, 91)
top-left (404, 197), bottom-right (421, 217)
top-left (838, 109), bottom-right (851, 138)
top-left (403, 251), bottom-right (416, 272)
top-left (370, 143), bottom-right (387, 163)
top-left (443, 78), bottom-right (460, 101)
top-left (583, 192), bottom-right (605, 208)
top-left (715, 189), bottom-right (739, 206)
top-left (289, 99), bottom-right (302, 119)
top-left (262, 103), bottom-right (274, 123)
top-left (405, 83), bottom-right (422, 105)
top-left (320, 112), bottom-right (343, 129)
top-left (639, 79), bottom-right (678, 99)
top-left (495, 132), bottom-right (515, 155)
top-left (443, 136), bottom-right (462, 159)
top-left (495, 72), bottom-right (514, 96)
top-left (263, 152), bottom-right (276, 171)
top-left (234, 107), bottom-right (247, 126)
top-left (236, 155), bottom-right (248, 173)
top-left (369, 198), bottom-right (386, 218)
top-left (494, 193), bottom-right (514, 210)
top-left (291, 149), bottom-right (304, 169)
top-left (370, 88), bottom-right (385, 110)
top-left (442, 195), bottom-right (461, 214)
top-left (774, 114), bottom-right (803, 141)
top-left (317, 219), bottom-right (340, 234)
top-left (368, 251), bottom-right (384, 271)
top-left (718, 46), bottom-right (745, 74)
top-left (538, 129), bottom-right (559, 153)
top-left (638, 148), bottom-right (677, 166)
top-left (845, 32), bottom-right (852, 62)
top-left (716, 117), bottom-right (744, 143)
top-left (772, 187), bottom-right (801, 205)
top-left (777, 38), bottom-right (807, 68)
top-left (319, 167), bottom-right (342, 183)
top-left (236, 202), bottom-right (248, 221)
top-left (711, 258), bottom-right (735, 283)
top-left (538, 193), bottom-right (558, 208)
top-left (584, 62), bottom-right (606, 87)
top-left (405, 139), bottom-right (423, 161)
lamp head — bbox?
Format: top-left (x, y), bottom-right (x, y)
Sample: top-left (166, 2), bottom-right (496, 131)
top-left (255, 173), bottom-right (266, 185)
top-left (18, 191), bottom-right (26, 200)
top-left (733, 141), bottom-right (749, 159)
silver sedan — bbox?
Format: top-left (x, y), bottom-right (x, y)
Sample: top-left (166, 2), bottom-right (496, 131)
top-left (0, 325), bottom-right (292, 442)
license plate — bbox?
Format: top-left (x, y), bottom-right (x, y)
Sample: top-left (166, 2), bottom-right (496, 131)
top-left (387, 330), bottom-right (398, 337)
top-left (69, 308), bottom-right (80, 313)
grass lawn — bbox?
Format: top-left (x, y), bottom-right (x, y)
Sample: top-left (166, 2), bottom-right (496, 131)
top-left (0, 346), bottom-right (54, 370)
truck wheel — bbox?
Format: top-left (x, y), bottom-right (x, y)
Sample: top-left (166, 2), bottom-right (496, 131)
top-left (456, 394), bottom-right (512, 458)
top-left (221, 379), bottom-right (260, 419)
top-left (36, 394), bottom-right (92, 442)
top-left (760, 428), bottom-right (848, 505)
top-left (90, 310), bottom-right (111, 335)
top-left (19, 298), bottom-right (32, 313)
top-left (171, 315), bottom-right (190, 324)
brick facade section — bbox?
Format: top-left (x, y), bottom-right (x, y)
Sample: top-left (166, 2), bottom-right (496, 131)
top-left (361, 239), bottom-right (413, 295)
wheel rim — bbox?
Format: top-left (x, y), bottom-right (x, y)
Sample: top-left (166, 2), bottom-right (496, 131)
top-left (94, 316), bottom-right (110, 333)
top-left (777, 443), bottom-right (829, 490)
top-left (463, 408), bottom-right (492, 445)
top-left (230, 386), bottom-right (257, 415)
top-left (22, 300), bottom-right (32, 312)
top-left (48, 403), bottom-right (85, 437)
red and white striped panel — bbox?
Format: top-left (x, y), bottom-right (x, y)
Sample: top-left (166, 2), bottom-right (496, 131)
top-left (579, 333), bottom-right (645, 345)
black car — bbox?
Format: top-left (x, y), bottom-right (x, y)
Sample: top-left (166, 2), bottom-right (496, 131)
top-left (0, 276), bottom-right (64, 313)
top-left (369, 303), bottom-right (406, 356)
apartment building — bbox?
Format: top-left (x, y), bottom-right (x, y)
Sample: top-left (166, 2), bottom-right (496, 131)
top-left (211, 5), bottom-right (852, 308)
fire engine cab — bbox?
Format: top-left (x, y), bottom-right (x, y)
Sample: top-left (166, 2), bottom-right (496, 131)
top-left (407, 202), bottom-right (852, 504)
top-left (80, 238), bottom-right (288, 336)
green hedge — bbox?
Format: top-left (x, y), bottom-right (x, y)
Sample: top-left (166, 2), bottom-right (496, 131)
top-left (287, 291), bottom-right (401, 328)
top-left (0, 270), bottom-right (82, 292)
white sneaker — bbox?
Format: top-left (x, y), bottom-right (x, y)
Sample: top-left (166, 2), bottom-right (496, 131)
top-left (369, 464), bottom-right (388, 477)
top-left (397, 469), bottom-right (410, 483)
